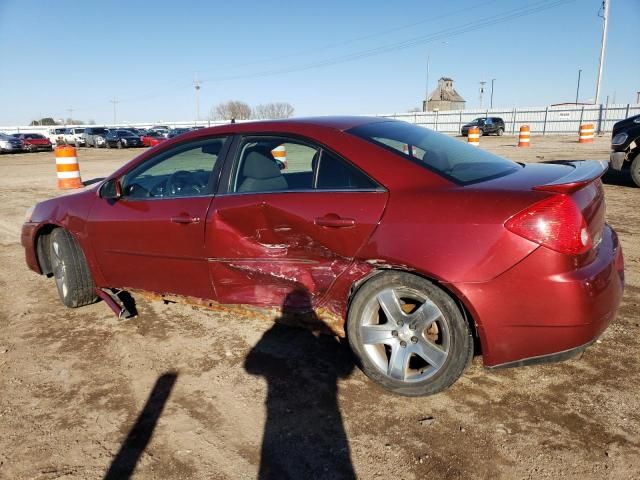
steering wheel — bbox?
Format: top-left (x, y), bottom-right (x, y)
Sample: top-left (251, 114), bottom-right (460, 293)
top-left (165, 170), bottom-right (207, 197)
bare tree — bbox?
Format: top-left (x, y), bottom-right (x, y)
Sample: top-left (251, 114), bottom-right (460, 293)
top-left (253, 102), bottom-right (295, 119)
top-left (211, 100), bottom-right (253, 120)
top-left (407, 107), bottom-right (422, 113)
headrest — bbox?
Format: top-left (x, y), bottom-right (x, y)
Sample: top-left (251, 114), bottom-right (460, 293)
top-left (242, 151), bottom-right (282, 179)
top-left (202, 141), bottom-right (222, 155)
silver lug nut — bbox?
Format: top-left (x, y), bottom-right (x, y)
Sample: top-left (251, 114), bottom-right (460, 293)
top-left (411, 336), bottom-right (418, 344)
top-left (400, 340), bottom-right (407, 348)
top-left (391, 330), bottom-right (398, 337)
top-left (397, 320), bottom-right (404, 327)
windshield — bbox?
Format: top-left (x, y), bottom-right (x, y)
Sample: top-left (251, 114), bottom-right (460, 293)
top-left (92, 128), bottom-right (107, 134)
top-left (74, 128), bottom-right (85, 133)
top-left (348, 121), bottom-right (520, 185)
top-left (117, 130), bottom-right (133, 136)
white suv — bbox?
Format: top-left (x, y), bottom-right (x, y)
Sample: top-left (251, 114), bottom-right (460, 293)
top-left (47, 127), bottom-right (69, 146)
top-left (65, 127), bottom-right (86, 146)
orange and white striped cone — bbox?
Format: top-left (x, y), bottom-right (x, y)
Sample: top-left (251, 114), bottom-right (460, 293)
top-left (55, 145), bottom-right (83, 189)
top-left (518, 125), bottom-right (530, 147)
top-left (271, 144), bottom-right (288, 169)
top-left (579, 123), bottom-right (594, 143)
top-left (468, 126), bottom-right (480, 147)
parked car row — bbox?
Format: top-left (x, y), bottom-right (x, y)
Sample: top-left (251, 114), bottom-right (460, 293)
top-left (80, 125), bottom-right (201, 149)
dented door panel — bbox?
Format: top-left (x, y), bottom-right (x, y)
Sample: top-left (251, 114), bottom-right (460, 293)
top-left (206, 191), bottom-right (388, 310)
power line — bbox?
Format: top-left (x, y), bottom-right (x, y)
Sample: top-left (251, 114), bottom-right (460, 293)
top-left (65, 0), bottom-right (575, 117)
top-left (198, 0), bottom-right (575, 84)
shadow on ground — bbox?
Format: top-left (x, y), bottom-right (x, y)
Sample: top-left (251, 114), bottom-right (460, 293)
top-left (103, 372), bottom-right (177, 480)
top-left (245, 287), bottom-right (356, 479)
top-left (602, 168), bottom-right (637, 188)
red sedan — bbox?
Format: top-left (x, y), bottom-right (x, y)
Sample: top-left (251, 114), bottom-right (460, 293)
top-left (141, 130), bottom-right (168, 147)
top-left (12, 133), bottom-right (53, 152)
top-left (21, 117), bottom-right (624, 396)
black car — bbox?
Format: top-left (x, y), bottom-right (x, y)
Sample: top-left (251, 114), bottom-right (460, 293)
top-left (167, 127), bottom-right (191, 138)
top-left (461, 117), bottom-right (505, 136)
top-left (105, 129), bottom-right (142, 148)
top-left (610, 114), bottom-right (640, 187)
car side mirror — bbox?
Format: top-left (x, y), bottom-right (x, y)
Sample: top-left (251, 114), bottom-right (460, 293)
top-left (100, 178), bottom-right (123, 200)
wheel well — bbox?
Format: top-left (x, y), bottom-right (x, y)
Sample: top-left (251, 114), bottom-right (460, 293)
top-left (35, 224), bottom-right (58, 276)
top-left (347, 268), bottom-right (482, 354)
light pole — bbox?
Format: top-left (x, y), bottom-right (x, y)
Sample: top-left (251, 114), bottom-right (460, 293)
top-left (194, 73), bottom-right (201, 123)
top-left (424, 54), bottom-right (430, 112)
top-left (109, 98), bottom-right (119, 125)
top-left (490, 79), bottom-right (496, 109)
top-left (575, 69), bottom-right (582, 104)
top-left (479, 81), bottom-right (486, 108)
top-left (594, 0), bottom-right (610, 104)
top-left (423, 42), bottom-right (448, 112)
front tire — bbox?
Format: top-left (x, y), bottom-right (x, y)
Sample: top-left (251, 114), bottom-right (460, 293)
top-left (630, 152), bottom-right (640, 188)
top-left (347, 272), bottom-right (473, 396)
top-left (49, 228), bottom-right (97, 308)
top-left (497, 127), bottom-right (504, 136)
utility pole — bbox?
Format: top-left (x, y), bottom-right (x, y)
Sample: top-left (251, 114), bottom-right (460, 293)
top-left (109, 98), bottom-right (119, 125)
top-left (194, 73), bottom-right (201, 123)
top-left (575, 69), bottom-right (582, 104)
top-left (66, 107), bottom-right (74, 125)
top-left (479, 81), bottom-right (486, 108)
top-left (636, 91), bottom-right (640, 104)
top-left (490, 79), bottom-right (496, 109)
top-left (594, 0), bottom-right (609, 104)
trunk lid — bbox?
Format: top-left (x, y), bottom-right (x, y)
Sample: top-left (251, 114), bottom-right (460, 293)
top-left (479, 160), bottom-right (607, 254)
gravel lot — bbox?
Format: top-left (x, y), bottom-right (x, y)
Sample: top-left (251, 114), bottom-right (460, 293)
top-left (0, 135), bottom-right (638, 479)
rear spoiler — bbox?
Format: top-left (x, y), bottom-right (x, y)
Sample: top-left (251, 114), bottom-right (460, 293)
top-left (534, 160), bottom-right (608, 193)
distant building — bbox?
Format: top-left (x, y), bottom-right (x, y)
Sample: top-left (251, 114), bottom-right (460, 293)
top-left (423, 77), bottom-right (466, 112)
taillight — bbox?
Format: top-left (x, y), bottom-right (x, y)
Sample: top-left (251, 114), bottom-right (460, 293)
top-left (505, 195), bottom-right (592, 255)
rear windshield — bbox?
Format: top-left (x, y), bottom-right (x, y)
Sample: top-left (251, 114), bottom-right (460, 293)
top-left (348, 121), bottom-right (520, 184)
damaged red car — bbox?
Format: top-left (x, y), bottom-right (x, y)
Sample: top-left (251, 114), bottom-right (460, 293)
top-left (21, 117), bottom-right (624, 396)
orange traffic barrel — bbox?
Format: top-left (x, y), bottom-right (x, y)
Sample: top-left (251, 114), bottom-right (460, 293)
top-left (518, 125), bottom-right (530, 147)
top-left (271, 144), bottom-right (288, 169)
top-left (579, 123), bottom-right (594, 143)
top-left (467, 126), bottom-right (480, 147)
top-left (55, 145), bottom-right (83, 189)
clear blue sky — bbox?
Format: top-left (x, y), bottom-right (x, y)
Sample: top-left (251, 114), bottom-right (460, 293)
top-left (0, 0), bottom-right (637, 125)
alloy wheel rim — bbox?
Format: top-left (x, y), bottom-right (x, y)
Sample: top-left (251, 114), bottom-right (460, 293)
top-left (359, 287), bottom-right (450, 383)
top-left (51, 241), bottom-right (68, 299)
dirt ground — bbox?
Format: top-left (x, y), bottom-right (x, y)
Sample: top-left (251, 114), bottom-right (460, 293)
top-left (0, 135), bottom-right (638, 480)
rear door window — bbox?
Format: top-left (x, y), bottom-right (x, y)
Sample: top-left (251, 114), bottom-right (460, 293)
top-left (228, 136), bottom-right (381, 194)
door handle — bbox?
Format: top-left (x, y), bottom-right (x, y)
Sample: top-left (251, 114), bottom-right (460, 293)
top-left (171, 215), bottom-right (200, 224)
top-left (314, 214), bottom-right (356, 228)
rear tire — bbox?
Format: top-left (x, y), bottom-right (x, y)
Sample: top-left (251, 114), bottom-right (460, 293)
top-left (49, 228), bottom-right (97, 308)
top-left (497, 127), bottom-right (504, 136)
top-left (347, 272), bottom-right (473, 396)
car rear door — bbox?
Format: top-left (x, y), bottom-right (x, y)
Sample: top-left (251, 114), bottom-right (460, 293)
top-left (206, 135), bottom-right (388, 310)
top-left (86, 136), bottom-right (231, 299)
